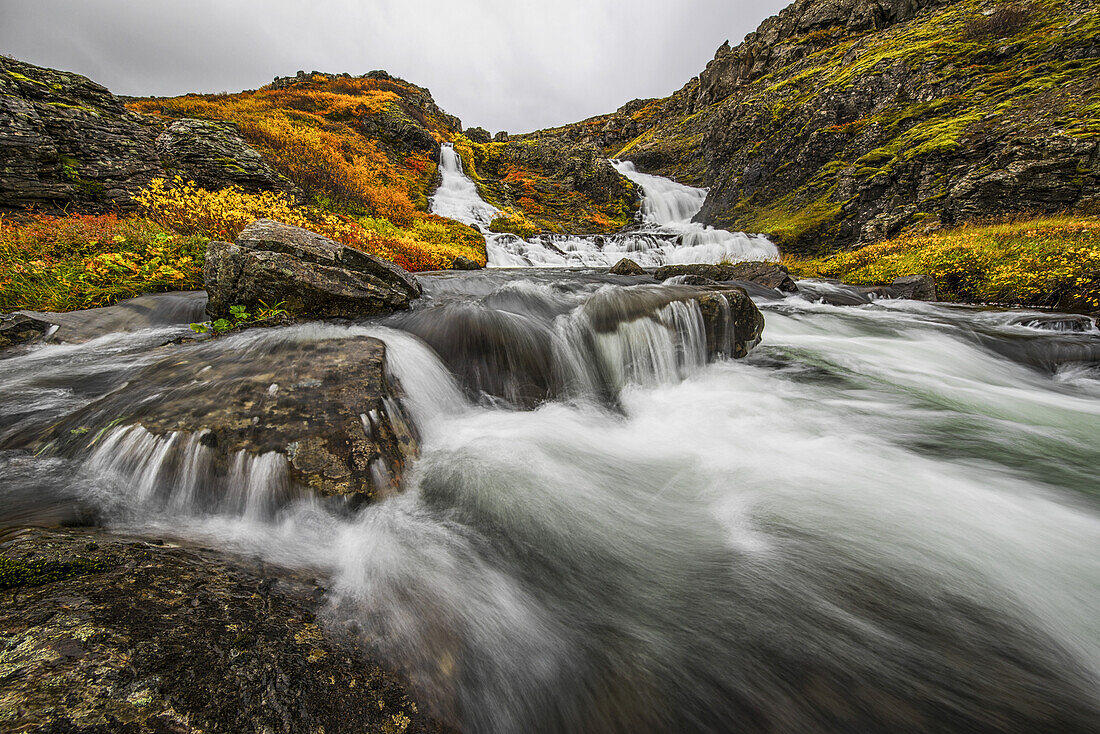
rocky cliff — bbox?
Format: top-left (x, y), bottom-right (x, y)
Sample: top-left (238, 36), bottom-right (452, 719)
top-left (0, 57), bottom-right (294, 213)
top-left (537, 0), bottom-right (1100, 254)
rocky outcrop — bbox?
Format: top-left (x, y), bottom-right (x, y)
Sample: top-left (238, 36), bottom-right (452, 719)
top-left (456, 135), bottom-right (640, 234)
top-left (155, 118), bottom-right (296, 195)
top-left (204, 219), bottom-right (422, 319)
top-left (451, 256), bottom-right (483, 270)
top-left (0, 528), bottom-right (446, 733)
top-left (0, 57), bottom-right (297, 212)
top-left (609, 257), bottom-right (646, 275)
top-left (654, 262), bottom-right (798, 292)
top-left (464, 126), bottom-right (491, 144)
top-left (531, 0), bottom-right (1100, 254)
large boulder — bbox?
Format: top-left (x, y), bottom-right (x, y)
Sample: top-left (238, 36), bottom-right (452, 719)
top-left (205, 219), bottom-right (422, 319)
top-left (155, 118), bottom-right (298, 196)
top-left (654, 262), bottom-right (798, 292)
top-left (609, 257), bottom-right (646, 276)
top-left (0, 528), bottom-right (446, 733)
top-left (41, 333), bottom-right (417, 504)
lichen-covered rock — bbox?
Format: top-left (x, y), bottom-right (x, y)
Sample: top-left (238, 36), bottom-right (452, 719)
top-left (0, 314), bottom-right (51, 349)
top-left (155, 118), bottom-right (297, 195)
top-left (609, 257), bottom-right (646, 276)
top-left (0, 57), bottom-right (164, 211)
top-left (42, 333), bottom-right (417, 503)
top-left (204, 219), bottom-right (422, 319)
top-left (0, 528), bottom-right (448, 733)
top-left (654, 262), bottom-right (798, 292)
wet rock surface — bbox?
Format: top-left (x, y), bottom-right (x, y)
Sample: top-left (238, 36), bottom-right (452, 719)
top-left (205, 219), bottom-right (422, 320)
top-left (40, 332), bottom-right (417, 504)
top-left (0, 314), bottom-right (52, 350)
top-left (609, 257), bottom-right (646, 276)
top-left (889, 274), bottom-right (938, 301)
top-left (654, 262), bottom-right (798, 293)
top-left (0, 528), bottom-right (447, 734)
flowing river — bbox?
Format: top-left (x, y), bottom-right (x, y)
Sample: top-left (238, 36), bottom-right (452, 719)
top-left (2, 158), bottom-right (1099, 731)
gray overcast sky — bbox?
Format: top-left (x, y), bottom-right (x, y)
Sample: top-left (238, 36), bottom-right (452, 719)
top-left (0, 0), bottom-right (788, 133)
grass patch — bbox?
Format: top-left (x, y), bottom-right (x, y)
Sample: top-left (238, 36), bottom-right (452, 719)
top-left (0, 213), bottom-right (207, 312)
top-left (0, 554), bottom-right (113, 590)
top-left (785, 214), bottom-right (1100, 310)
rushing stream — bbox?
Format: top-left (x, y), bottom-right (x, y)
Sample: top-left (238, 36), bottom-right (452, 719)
top-left (2, 270), bottom-right (1100, 732)
top-left (3, 158), bottom-right (1100, 731)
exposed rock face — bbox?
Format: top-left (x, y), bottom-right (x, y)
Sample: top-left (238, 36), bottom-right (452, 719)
top-left (205, 219), bottom-right (422, 319)
top-left (0, 57), bottom-right (163, 211)
top-left (40, 332), bottom-right (417, 504)
top-left (531, 0), bottom-right (1100, 254)
top-left (0, 57), bottom-right (299, 212)
top-left (464, 126), bottom-right (491, 144)
top-left (0, 314), bottom-right (51, 349)
top-left (654, 262), bottom-right (798, 292)
top-left (609, 257), bottom-right (646, 275)
top-left (155, 118), bottom-right (296, 195)
top-left (0, 528), bottom-right (447, 733)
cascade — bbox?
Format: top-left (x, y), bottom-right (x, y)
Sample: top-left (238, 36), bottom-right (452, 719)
top-left (429, 144), bottom-right (779, 267)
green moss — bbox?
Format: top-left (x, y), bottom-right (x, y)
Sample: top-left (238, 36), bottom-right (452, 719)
top-left (5, 70), bottom-right (49, 88)
top-left (46, 101), bottom-right (98, 115)
top-left (0, 555), bottom-right (113, 590)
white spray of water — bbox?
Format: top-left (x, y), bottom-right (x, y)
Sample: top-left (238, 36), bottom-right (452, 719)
top-left (428, 144), bottom-right (778, 267)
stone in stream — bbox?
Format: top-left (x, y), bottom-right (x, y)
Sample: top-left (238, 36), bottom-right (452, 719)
top-left (609, 257), bottom-right (646, 276)
top-left (0, 528), bottom-right (447, 734)
top-left (889, 274), bottom-right (937, 301)
top-left (36, 333), bottom-right (417, 506)
top-left (654, 262), bottom-right (798, 293)
top-left (451, 255), bottom-right (483, 270)
top-left (0, 314), bottom-right (52, 349)
top-left (204, 219), bottom-right (422, 320)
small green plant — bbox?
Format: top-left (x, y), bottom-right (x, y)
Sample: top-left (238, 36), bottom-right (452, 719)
top-left (189, 303), bottom-right (254, 335)
top-left (255, 299), bottom-right (289, 319)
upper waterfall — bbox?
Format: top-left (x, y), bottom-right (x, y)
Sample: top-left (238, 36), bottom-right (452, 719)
top-left (429, 143), bottom-right (501, 228)
top-left (430, 142), bottom-right (779, 268)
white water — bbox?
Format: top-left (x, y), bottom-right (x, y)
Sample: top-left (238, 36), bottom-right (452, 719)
top-left (429, 144), bottom-right (778, 267)
top-left (3, 280), bottom-right (1100, 731)
top-left (429, 143), bottom-right (502, 228)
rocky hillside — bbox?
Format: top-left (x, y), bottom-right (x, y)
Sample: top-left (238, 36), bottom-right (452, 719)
top-left (0, 57), bottom-right (294, 213)
top-left (538, 0), bottom-right (1100, 254)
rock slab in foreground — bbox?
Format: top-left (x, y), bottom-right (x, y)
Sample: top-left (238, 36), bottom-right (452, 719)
top-left (45, 333), bottom-right (415, 503)
top-left (0, 314), bottom-right (51, 349)
top-left (0, 528), bottom-right (447, 734)
top-left (654, 262), bottom-right (798, 293)
top-left (205, 219), bottom-right (422, 319)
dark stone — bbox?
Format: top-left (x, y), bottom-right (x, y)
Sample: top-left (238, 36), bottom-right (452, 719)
top-left (41, 334), bottom-right (417, 502)
top-left (465, 126), bottom-right (492, 144)
top-left (0, 314), bottom-right (51, 349)
top-left (889, 274), bottom-right (938, 301)
top-left (654, 262), bottom-right (798, 292)
top-left (0, 528), bottom-right (447, 733)
top-left (204, 219), bottom-right (422, 319)
top-left (451, 256), bottom-right (483, 270)
top-left (609, 257), bottom-right (646, 275)
top-left (493, 131), bottom-right (509, 142)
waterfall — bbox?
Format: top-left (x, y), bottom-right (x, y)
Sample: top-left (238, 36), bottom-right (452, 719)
top-left (429, 144), bottom-right (779, 267)
top-left (429, 143), bottom-right (501, 228)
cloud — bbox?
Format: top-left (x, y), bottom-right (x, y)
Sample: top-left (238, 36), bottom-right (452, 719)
top-left (0, 0), bottom-right (788, 133)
